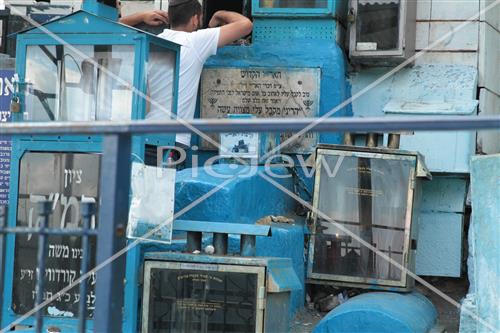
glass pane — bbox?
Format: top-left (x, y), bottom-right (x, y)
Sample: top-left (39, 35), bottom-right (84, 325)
top-left (259, 0), bottom-right (328, 8)
top-left (356, 0), bottom-right (400, 51)
top-left (12, 152), bottom-right (100, 317)
top-left (146, 44), bottom-right (176, 120)
top-left (312, 153), bottom-right (413, 282)
top-left (2, 4), bottom-right (74, 57)
top-left (24, 44), bottom-right (135, 122)
top-left (147, 267), bottom-right (258, 332)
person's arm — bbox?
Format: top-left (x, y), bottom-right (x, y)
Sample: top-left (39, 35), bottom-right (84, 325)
top-left (119, 10), bottom-right (168, 27)
top-left (208, 11), bottom-right (253, 47)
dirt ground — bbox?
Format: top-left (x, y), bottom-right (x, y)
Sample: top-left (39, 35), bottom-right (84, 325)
top-left (290, 307), bottom-right (324, 333)
top-left (416, 277), bottom-right (469, 333)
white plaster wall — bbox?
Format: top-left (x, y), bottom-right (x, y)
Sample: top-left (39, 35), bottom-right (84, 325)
top-left (477, 0), bottom-right (500, 153)
top-left (415, 0), bottom-right (499, 153)
top-left (415, 0), bottom-right (480, 66)
top-left (120, 1), bottom-right (155, 16)
top-left (478, 23), bottom-right (499, 95)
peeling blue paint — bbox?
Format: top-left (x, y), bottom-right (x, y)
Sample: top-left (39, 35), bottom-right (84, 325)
top-left (174, 164), bottom-right (296, 222)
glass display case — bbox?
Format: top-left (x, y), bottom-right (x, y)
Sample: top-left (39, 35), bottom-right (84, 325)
top-left (14, 11), bottom-right (180, 124)
top-left (142, 254), bottom-right (300, 333)
top-left (24, 44), bottom-right (135, 122)
top-left (252, 0), bottom-right (334, 16)
top-left (0, 1), bottom-right (76, 57)
top-left (259, 0), bottom-right (328, 8)
top-left (307, 145), bottom-right (429, 291)
top-left (142, 261), bottom-right (266, 333)
top-left (348, 0), bottom-right (416, 64)
top-left (1, 9), bottom-right (181, 330)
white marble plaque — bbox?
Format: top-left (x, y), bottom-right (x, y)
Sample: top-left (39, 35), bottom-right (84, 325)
top-left (200, 67), bottom-right (321, 153)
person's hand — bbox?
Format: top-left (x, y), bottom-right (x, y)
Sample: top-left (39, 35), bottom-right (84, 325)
top-left (142, 10), bottom-right (168, 26)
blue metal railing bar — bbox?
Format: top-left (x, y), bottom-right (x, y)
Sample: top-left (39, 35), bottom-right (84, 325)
top-left (0, 116), bottom-right (499, 135)
top-left (34, 201), bottom-right (51, 333)
top-left (0, 203), bottom-right (97, 332)
top-left (93, 134), bottom-right (131, 333)
top-left (78, 202), bottom-right (96, 333)
top-left (0, 115), bottom-right (498, 332)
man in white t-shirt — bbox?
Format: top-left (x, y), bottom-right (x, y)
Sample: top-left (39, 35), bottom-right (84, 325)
top-left (145, 0), bottom-right (253, 149)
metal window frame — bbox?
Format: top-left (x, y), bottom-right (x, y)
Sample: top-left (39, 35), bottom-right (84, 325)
top-left (348, 0), bottom-right (417, 61)
top-left (307, 147), bottom-right (417, 289)
top-left (141, 260), bottom-right (266, 333)
top-left (0, 141), bottom-right (102, 331)
top-left (252, 0), bottom-right (335, 17)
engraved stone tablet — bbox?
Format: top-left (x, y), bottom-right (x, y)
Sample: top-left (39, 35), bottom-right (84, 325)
top-left (200, 67), bottom-right (321, 153)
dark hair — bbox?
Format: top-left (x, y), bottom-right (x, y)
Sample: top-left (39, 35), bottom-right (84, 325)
top-left (169, 0), bottom-right (202, 27)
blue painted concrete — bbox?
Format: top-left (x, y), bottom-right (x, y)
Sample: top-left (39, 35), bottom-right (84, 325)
top-left (459, 154), bottom-right (500, 332)
top-left (415, 176), bottom-right (467, 277)
top-left (415, 212), bottom-right (463, 277)
top-left (349, 64), bottom-right (477, 173)
top-left (257, 223), bottom-right (306, 317)
top-left (201, 27), bottom-right (352, 149)
top-left (175, 164), bottom-right (296, 222)
top-left (420, 177), bottom-right (468, 213)
top-left (313, 292), bottom-right (437, 333)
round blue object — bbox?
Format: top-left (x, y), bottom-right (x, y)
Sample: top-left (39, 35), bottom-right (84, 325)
top-left (313, 292), bottom-right (437, 333)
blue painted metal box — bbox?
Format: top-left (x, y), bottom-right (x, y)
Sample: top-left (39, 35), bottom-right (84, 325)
top-left (143, 252), bottom-right (302, 333)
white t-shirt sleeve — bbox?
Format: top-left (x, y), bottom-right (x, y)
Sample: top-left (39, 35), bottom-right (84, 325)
top-left (190, 27), bottom-right (220, 63)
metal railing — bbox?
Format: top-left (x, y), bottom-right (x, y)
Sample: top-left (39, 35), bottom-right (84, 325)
top-left (0, 203), bottom-right (98, 333)
top-left (0, 116), bottom-right (499, 135)
top-left (0, 116), bottom-right (498, 332)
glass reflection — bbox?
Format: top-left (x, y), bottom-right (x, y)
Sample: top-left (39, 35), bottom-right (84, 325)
top-left (356, 0), bottom-right (400, 51)
top-left (259, 0), bottom-right (328, 8)
top-left (24, 44), bottom-right (135, 122)
top-left (312, 153), bottom-right (413, 282)
top-left (146, 44), bottom-right (176, 120)
top-left (148, 268), bottom-right (257, 333)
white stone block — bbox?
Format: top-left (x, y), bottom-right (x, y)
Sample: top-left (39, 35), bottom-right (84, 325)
top-left (417, 0), bottom-right (432, 20)
top-left (416, 22), bottom-right (430, 50)
top-left (415, 51), bottom-right (478, 66)
top-left (480, 0), bottom-right (500, 31)
top-left (429, 21), bottom-right (479, 51)
top-left (478, 22), bottom-right (500, 95)
top-left (431, 0), bottom-right (479, 20)
top-left (477, 88), bottom-right (500, 154)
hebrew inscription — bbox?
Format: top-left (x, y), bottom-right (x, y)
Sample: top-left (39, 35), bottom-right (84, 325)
top-left (12, 152), bottom-right (100, 318)
top-left (201, 67), bottom-right (321, 153)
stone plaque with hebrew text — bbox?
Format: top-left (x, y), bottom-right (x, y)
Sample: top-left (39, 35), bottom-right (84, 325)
top-left (200, 67), bottom-right (321, 153)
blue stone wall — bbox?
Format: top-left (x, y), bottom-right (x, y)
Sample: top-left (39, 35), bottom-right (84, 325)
top-left (459, 154), bottom-right (500, 332)
top-left (415, 177), bottom-right (467, 277)
top-left (174, 164), bottom-right (295, 222)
